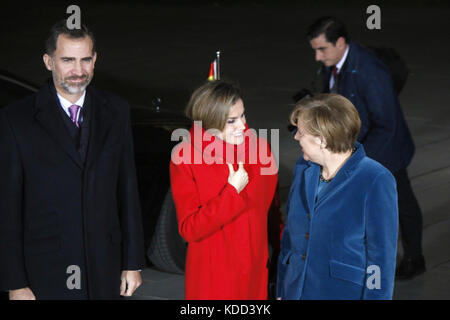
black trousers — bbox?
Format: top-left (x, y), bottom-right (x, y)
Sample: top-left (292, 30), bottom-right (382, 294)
top-left (394, 168), bottom-right (424, 259)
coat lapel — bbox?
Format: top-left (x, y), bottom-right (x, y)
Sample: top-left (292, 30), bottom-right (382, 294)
top-left (34, 82), bottom-right (83, 169)
top-left (85, 89), bottom-right (114, 170)
top-left (340, 41), bottom-right (358, 85)
top-left (314, 166), bottom-right (350, 209)
top-left (302, 163), bottom-right (319, 214)
top-left (322, 66), bottom-right (331, 93)
top-left (315, 143), bottom-right (365, 209)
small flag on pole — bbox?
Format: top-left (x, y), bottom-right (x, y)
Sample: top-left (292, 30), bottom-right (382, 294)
top-left (207, 51), bottom-right (221, 81)
top-left (208, 60), bottom-right (217, 81)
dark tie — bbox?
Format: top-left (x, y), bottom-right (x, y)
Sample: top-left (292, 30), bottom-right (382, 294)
top-left (330, 66), bottom-right (338, 93)
top-left (69, 104), bottom-right (80, 128)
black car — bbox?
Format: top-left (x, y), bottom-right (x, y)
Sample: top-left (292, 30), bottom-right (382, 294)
top-left (0, 70), bottom-right (190, 275)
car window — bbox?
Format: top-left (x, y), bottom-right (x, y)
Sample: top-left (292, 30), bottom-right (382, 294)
top-left (0, 78), bottom-right (35, 108)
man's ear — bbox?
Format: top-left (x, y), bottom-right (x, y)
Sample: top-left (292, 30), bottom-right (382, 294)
top-left (43, 54), bottom-right (53, 71)
top-left (336, 36), bottom-right (347, 49)
top-left (92, 52), bottom-right (97, 68)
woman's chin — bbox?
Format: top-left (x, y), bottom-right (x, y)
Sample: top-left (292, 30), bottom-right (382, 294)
top-left (224, 135), bottom-right (244, 145)
top-left (233, 137), bottom-right (245, 145)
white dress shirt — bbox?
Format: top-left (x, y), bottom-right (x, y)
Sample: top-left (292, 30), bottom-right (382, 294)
top-left (329, 45), bottom-right (350, 90)
top-left (57, 91), bottom-right (86, 123)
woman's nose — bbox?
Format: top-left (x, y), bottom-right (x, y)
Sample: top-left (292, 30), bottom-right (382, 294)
top-left (236, 118), bottom-right (245, 130)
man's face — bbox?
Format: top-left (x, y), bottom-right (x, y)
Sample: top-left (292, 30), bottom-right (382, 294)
top-left (43, 34), bottom-right (97, 96)
top-left (309, 33), bottom-right (347, 67)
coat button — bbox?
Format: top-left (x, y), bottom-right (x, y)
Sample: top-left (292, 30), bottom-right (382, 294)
top-left (307, 213), bottom-right (311, 220)
top-left (305, 233), bottom-right (310, 239)
top-left (302, 253), bottom-right (306, 260)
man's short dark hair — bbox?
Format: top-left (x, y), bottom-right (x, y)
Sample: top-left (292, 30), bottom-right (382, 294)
top-left (45, 19), bottom-right (96, 55)
top-left (306, 16), bottom-right (349, 45)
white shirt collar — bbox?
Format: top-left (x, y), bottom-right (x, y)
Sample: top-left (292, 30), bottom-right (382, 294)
top-left (335, 45), bottom-right (349, 73)
top-left (56, 91), bottom-right (86, 118)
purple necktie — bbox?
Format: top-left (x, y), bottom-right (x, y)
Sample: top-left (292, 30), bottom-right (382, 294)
top-left (69, 104), bottom-right (80, 128)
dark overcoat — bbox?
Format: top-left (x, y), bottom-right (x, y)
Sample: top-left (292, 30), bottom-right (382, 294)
top-left (0, 81), bottom-right (145, 299)
top-left (322, 41), bottom-right (415, 173)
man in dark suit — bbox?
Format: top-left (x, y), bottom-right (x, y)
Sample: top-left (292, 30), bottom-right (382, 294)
top-left (305, 16), bottom-right (426, 280)
top-left (0, 20), bottom-right (145, 299)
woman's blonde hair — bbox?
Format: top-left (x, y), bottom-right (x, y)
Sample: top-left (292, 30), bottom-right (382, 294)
top-left (186, 80), bottom-right (242, 131)
top-left (290, 93), bottom-right (361, 153)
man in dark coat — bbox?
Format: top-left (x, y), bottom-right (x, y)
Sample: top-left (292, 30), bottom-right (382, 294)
top-left (0, 20), bottom-right (145, 299)
top-left (305, 16), bottom-right (426, 280)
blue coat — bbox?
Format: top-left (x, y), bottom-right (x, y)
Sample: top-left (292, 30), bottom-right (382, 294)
top-left (323, 41), bottom-right (415, 173)
top-left (277, 143), bottom-right (398, 300)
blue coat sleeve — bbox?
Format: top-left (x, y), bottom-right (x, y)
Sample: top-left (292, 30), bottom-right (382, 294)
top-left (363, 171), bottom-right (398, 299)
top-left (276, 219), bottom-right (291, 298)
top-left (276, 158), bottom-right (305, 298)
top-left (357, 67), bottom-right (400, 162)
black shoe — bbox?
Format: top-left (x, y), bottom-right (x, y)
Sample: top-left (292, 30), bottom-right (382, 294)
top-left (396, 256), bottom-right (426, 280)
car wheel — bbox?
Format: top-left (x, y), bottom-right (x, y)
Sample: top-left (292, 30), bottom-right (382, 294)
top-left (147, 188), bottom-right (186, 274)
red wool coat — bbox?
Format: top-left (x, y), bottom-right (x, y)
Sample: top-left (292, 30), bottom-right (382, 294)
top-left (170, 124), bottom-right (278, 299)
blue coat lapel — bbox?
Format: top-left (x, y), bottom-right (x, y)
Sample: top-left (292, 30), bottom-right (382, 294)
top-left (302, 163), bottom-right (319, 214)
top-left (315, 143), bottom-right (365, 209)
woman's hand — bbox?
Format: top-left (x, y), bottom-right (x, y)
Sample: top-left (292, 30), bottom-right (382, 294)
top-left (227, 162), bottom-right (249, 193)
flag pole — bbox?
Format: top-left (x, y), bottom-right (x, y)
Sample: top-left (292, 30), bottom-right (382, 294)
top-left (216, 50), bottom-right (221, 80)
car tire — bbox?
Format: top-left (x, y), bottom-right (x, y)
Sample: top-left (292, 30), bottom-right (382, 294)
top-left (147, 188), bottom-right (186, 274)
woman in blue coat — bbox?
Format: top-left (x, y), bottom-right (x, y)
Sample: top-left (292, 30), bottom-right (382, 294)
top-left (277, 93), bottom-right (398, 300)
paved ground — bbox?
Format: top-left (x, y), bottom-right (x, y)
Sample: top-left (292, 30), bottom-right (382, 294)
top-left (2, 0), bottom-right (449, 300)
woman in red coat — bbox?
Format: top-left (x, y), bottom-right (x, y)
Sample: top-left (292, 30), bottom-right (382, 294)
top-left (170, 80), bottom-right (278, 299)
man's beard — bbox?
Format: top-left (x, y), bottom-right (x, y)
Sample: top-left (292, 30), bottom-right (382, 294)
top-left (54, 73), bottom-right (92, 94)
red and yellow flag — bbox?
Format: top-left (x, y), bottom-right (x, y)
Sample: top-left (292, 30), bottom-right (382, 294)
top-left (208, 59), bottom-right (217, 81)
